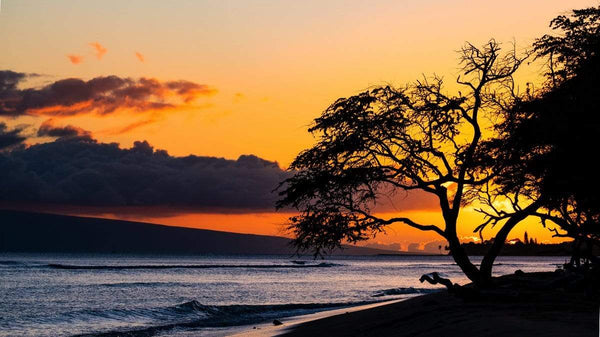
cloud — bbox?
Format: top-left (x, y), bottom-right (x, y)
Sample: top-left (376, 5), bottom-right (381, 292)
top-left (0, 138), bottom-right (290, 212)
top-left (402, 241), bottom-right (447, 254)
top-left (107, 119), bottom-right (155, 135)
top-left (363, 242), bottom-right (402, 251)
top-left (423, 240), bottom-right (447, 254)
top-left (89, 42), bottom-right (107, 59)
top-left (0, 122), bottom-right (26, 150)
top-left (37, 119), bottom-right (92, 140)
top-left (0, 70), bottom-right (217, 117)
top-left (0, 70), bottom-right (26, 92)
top-left (67, 55), bottom-right (84, 64)
top-left (407, 243), bottom-right (421, 252)
top-left (166, 80), bottom-right (214, 103)
top-left (135, 52), bottom-right (145, 62)
top-left (0, 71), bottom-right (27, 114)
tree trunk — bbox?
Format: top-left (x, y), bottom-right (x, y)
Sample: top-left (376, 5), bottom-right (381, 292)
top-left (443, 211), bottom-right (484, 286)
top-left (480, 201), bottom-right (542, 281)
top-left (447, 235), bottom-right (484, 285)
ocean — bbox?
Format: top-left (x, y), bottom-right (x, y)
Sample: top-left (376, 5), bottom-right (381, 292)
top-left (0, 254), bottom-right (568, 337)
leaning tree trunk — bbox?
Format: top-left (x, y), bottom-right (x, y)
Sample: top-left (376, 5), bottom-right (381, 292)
top-left (444, 214), bottom-right (484, 286)
top-left (480, 201), bottom-right (542, 281)
top-left (447, 235), bottom-right (484, 286)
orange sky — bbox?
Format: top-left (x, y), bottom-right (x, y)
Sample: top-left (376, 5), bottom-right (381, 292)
top-left (1, 0), bottom-right (593, 249)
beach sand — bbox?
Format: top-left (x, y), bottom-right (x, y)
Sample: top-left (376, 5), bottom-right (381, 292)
top-left (276, 272), bottom-right (598, 337)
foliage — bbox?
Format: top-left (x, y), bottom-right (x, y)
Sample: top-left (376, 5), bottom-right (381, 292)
top-left (534, 6), bottom-right (600, 86)
top-left (278, 40), bottom-right (527, 285)
top-left (488, 6), bottom-right (600, 265)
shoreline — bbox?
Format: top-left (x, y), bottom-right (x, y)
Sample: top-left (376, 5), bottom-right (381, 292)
top-left (226, 299), bottom-right (404, 337)
top-left (276, 272), bottom-right (598, 337)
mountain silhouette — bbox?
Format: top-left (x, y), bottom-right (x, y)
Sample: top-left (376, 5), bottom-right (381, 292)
top-left (0, 210), bottom-right (399, 255)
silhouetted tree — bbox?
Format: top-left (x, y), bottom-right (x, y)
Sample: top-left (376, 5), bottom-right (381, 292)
top-left (278, 40), bottom-right (527, 287)
top-left (483, 6), bottom-right (600, 267)
top-left (534, 6), bottom-right (600, 87)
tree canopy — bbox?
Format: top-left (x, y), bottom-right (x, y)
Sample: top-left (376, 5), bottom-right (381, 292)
top-left (278, 6), bottom-right (600, 285)
top-left (489, 6), bottom-right (600, 264)
top-left (278, 40), bottom-right (526, 286)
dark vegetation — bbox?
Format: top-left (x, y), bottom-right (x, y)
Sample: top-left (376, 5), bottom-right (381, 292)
top-left (278, 6), bottom-right (600, 290)
top-left (460, 241), bottom-right (595, 257)
top-left (501, 7), bottom-right (600, 267)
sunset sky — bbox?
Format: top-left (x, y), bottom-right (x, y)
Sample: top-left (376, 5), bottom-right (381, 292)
top-left (1, 0), bottom-right (595, 251)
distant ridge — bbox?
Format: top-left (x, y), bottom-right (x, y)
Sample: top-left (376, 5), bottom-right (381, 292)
top-left (0, 210), bottom-right (400, 256)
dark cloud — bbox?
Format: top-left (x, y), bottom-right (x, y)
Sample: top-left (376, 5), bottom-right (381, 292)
top-left (0, 70), bottom-right (216, 117)
top-left (0, 122), bottom-right (27, 150)
top-left (0, 70), bottom-right (26, 92)
top-left (0, 138), bottom-right (289, 212)
top-left (37, 119), bottom-right (92, 140)
top-left (0, 71), bottom-right (28, 115)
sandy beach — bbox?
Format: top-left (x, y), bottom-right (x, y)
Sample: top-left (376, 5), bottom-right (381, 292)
top-left (277, 272), bottom-right (598, 337)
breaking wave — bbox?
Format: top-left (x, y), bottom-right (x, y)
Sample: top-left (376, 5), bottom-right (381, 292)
top-left (70, 300), bottom-right (380, 337)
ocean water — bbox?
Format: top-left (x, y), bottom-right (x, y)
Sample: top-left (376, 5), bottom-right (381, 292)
top-left (0, 254), bottom-right (568, 337)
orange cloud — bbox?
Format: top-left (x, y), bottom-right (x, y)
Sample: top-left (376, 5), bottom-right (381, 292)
top-left (108, 119), bottom-right (156, 135)
top-left (135, 52), bottom-right (145, 62)
top-left (89, 42), bottom-right (107, 59)
top-left (28, 101), bottom-right (95, 116)
top-left (67, 54), bottom-right (83, 64)
top-left (165, 80), bottom-right (217, 103)
top-left (1, 73), bottom-right (217, 117)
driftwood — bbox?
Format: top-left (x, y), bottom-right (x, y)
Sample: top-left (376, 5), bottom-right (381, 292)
top-left (419, 272), bottom-right (457, 291)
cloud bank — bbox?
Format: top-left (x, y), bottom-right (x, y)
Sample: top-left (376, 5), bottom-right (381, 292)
top-left (0, 133), bottom-right (440, 214)
top-left (0, 137), bottom-right (289, 212)
top-left (0, 70), bottom-right (216, 117)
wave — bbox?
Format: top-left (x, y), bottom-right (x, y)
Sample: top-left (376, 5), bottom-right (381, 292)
top-left (71, 299), bottom-right (379, 337)
top-left (0, 260), bottom-right (46, 268)
top-left (47, 262), bottom-right (343, 270)
top-left (290, 260), bottom-right (307, 265)
top-left (0, 260), bottom-right (24, 265)
top-left (98, 281), bottom-right (184, 288)
top-left (372, 287), bottom-right (441, 297)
